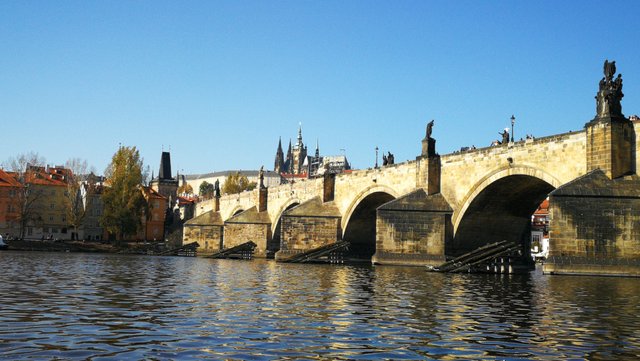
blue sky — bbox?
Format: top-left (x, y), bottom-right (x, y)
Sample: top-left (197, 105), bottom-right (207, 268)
top-left (2, 1), bottom-right (640, 175)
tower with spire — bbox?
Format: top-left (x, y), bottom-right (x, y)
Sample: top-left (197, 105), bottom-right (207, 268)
top-left (291, 124), bottom-right (307, 175)
top-left (285, 139), bottom-right (293, 173)
top-left (274, 137), bottom-right (285, 173)
top-left (150, 151), bottom-right (179, 208)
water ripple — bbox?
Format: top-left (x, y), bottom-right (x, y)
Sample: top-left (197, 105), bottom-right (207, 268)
top-left (2, 252), bottom-right (640, 360)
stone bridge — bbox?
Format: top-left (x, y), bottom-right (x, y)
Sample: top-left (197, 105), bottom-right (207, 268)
top-left (185, 62), bottom-right (640, 277)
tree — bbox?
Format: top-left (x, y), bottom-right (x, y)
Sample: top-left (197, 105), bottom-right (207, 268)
top-left (222, 172), bottom-right (257, 195)
top-left (100, 146), bottom-right (148, 241)
top-left (178, 182), bottom-right (194, 195)
top-left (3, 152), bottom-right (46, 239)
top-left (62, 158), bottom-right (96, 240)
top-left (199, 181), bottom-right (214, 198)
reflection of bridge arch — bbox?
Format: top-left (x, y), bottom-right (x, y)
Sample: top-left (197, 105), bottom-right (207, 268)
top-left (451, 165), bottom-right (559, 257)
top-left (342, 185), bottom-right (398, 260)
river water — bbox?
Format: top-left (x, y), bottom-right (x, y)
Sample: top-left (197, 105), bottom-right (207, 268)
top-left (1, 252), bottom-right (639, 360)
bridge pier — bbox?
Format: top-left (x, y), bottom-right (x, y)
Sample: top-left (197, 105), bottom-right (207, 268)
top-left (182, 210), bottom-right (224, 255)
top-left (544, 169), bottom-right (640, 277)
top-left (372, 189), bottom-right (452, 266)
top-left (274, 197), bottom-right (342, 261)
top-left (223, 206), bottom-right (272, 258)
top-left (545, 65), bottom-right (640, 277)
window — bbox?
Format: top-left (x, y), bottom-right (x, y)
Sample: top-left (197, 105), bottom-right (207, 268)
top-left (50, 203), bottom-right (55, 209)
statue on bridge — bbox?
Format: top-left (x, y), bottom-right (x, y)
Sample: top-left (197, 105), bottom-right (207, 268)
top-left (499, 128), bottom-right (510, 145)
top-left (259, 166), bottom-right (265, 189)
top-left (214, 179), bottom-right (221, 198)
top-left (426, 119), bottom-right (434, 140)
top-left (596, 59), bottom-right (624, 119)
top-left (422, 120), bottom-right (437, 157)
top-left (382, 151), bottom-right (395, 166)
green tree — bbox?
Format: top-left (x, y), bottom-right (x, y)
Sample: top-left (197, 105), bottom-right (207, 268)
top-left (100, 146), bottom-right (148, 241)
top-left (222, 172), bottom-right (257, 195)
top-left (199, 181), bottom-right (214, 198)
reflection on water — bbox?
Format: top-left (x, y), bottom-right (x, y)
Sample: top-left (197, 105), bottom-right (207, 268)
top-left (1, 252), bottom-right (639, 360)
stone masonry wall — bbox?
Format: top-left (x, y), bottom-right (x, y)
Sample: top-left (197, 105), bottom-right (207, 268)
top-left (277, 215), bottom-right (341, 259)
top-left (223, 223), bottom-right (271, 258)
top-left (374, 210), bottom-right (449, 266)
top-left (183, 225), bottom-right (223, 254)
top-left (586, 120), bottom-right (634, 179)
top-left (546, 195), bottom-right (640, 276)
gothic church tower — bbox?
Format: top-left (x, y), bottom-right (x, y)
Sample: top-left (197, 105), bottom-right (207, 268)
top-left (274, 137), bottom-right (285, 173)
top-left (292, 125), bottom-right (307, 174)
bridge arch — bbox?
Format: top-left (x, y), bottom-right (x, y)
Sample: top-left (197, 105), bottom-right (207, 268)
top-left (225, 206), bottom-right (245, 221)
top-left (271, 197), bottom-right (303, 236)
top-left (342, 185), bottom-right (399, 260)
top-left (450, 165), bottom-right (560, 257)
top-left (453, 165), bottom-right (562, 232)
top-left (270, 198), bottom-right (302, 256)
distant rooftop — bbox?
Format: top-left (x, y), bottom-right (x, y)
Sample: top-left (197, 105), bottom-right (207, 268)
top-left (184, 170), bottom-right (281, 181)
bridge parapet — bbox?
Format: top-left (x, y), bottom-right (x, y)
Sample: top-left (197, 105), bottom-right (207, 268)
top-left (194, 191), bottom-right (255, 220)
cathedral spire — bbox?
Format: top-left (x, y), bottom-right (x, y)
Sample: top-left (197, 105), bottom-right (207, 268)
top-left (296, 123), bottom-right (303, 148)
top-left (315, 138), bottom-right (320, 158)
top-left (286, 139), bottom-right (293, 173)
top-left (274, 137), bottom-right (285, 172)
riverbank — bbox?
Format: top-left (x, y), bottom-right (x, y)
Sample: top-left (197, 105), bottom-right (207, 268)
top-left (1, 240), bottom-right (167, 254)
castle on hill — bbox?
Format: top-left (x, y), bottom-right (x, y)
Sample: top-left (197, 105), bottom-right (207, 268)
top-left (273, 125), bottom-right (351, 179)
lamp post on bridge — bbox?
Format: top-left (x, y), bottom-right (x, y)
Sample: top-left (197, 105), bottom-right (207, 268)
top-left (510, 115), bottom-right (515, 143)
top-left (375, 146), bottom-right (379, 169)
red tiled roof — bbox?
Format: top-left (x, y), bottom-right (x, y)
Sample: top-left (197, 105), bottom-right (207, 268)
top-left (142, 186), bottom-right (167, 200)
top-left (25, 172), bottom-right (67, 187)
top-left (534, 199), bottom-right (549, 216)
top-left (0, 169), bottom-right (22, 188)
top-left (177, 196), bottom-right (196, 205)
